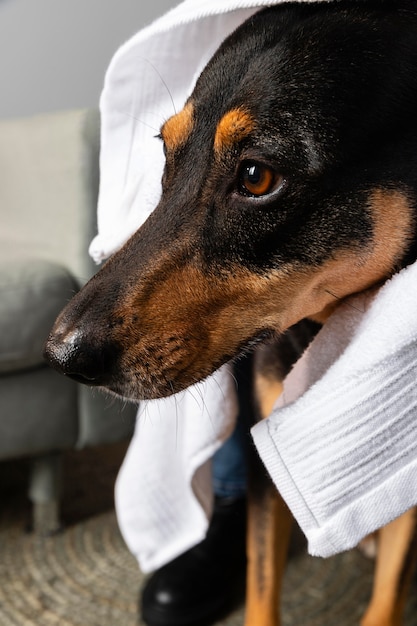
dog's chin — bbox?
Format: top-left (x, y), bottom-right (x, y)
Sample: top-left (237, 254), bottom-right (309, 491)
top-left (101, 379), bottom-right (183, 402)
top-left (99, 372), bottom-right (206, 403)
top-left (98, 330), bottom-right (275, 403)
top-left (87, 358), bottom-right (209, 403)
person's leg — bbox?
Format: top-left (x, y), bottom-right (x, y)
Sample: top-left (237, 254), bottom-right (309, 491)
top-left (212, 401), bottom-right (248, 500)
top-left (141, 360), bottom-right (252, 626)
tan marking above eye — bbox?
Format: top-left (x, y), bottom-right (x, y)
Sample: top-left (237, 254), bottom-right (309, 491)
top-left (214, 107), bottom-right (257, 153)
top-left (161, 102), bottom-right (194, 152)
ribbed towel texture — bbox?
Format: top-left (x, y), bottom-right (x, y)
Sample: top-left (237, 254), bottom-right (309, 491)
top-left (253, 263), bottom-right (417, 557)
top-left (92, 0), bottom-right (417, 572)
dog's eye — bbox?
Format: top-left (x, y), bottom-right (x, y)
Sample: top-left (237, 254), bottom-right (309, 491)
top-left (238, 161), bottom-right (283, 197)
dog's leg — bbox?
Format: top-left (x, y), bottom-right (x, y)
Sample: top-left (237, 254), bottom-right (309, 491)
top-left (243, 322), bottom-right (320, 626)
top-left (244, 342), bottom-right (295, 626)
top-left (245, 371), bottom-right (292, 626)
top-left (245, 460), bottom-right (293, 626)
top-left (361, 507), bottom-right (417, 626)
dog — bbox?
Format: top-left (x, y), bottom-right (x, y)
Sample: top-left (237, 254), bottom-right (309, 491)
top-left (45, 1), bottom-right (417, 624)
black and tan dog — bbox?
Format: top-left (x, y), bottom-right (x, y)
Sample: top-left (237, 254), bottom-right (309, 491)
top-left (45, 1), bottom-right (417, 624)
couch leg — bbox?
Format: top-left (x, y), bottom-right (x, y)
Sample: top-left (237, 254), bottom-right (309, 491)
top-left (28, 453), bottom-right (63, 535)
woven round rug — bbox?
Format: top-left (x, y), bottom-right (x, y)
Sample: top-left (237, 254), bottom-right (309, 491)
top-left (0, 508), bottom-right (416, 626)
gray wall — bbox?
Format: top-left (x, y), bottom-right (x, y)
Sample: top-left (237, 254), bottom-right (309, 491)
top-left (0, 0), bottom-right (177, 119)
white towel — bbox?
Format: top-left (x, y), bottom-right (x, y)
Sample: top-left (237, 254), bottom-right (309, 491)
top-left (253, 262), bottom-right (417, 557)
top-left (94, 0), bottom-right (277, 574)
top-left (89, 0), bottom-right (267, 264)
top-left (115, 364), bottom-right (238, 572)
top-left (92, 0), bottom-right (417, 573)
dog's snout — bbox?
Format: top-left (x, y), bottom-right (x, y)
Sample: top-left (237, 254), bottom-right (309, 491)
top-left (44, 326), bottom-right (117, 387)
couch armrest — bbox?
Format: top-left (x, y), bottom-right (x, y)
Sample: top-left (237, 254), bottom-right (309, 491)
top-left (0, 108), bottom-right (100, 285)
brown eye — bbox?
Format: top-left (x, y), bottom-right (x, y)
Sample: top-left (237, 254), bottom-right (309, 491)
top-left (238, 161), bottom-right (282, 197)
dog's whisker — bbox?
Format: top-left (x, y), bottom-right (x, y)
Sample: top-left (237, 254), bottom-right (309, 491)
top-left (175, 403), bottom-right (179, 450)
top-left (138, 400), bottom-right (150, 423)
top-left (188, 384), bottom-right (204, 411)
top-left (229, 370), bottom-right (239, 392)
top-left (210, 373), bottom-right (229, 406)
top-left (324, 288), bottom-right (366, 313)
top-left (168, 384), bottom-right (181, 450)
top-left (116, 109), bottom-right (160, 133)
top-left (134, 56), bottom-right (177, 116)
top-left (188, 383), bottom-right (216, 432)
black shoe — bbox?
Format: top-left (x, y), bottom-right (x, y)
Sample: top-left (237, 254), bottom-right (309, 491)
top-left (141, 496), bottom-right (247, 626)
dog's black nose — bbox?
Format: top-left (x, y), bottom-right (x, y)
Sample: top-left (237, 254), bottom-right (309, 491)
top-left (44, 328), bottom-right (117, 387)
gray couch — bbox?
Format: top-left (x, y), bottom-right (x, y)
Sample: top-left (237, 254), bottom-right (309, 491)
top-left (0, 108), bottom-right (136, 532)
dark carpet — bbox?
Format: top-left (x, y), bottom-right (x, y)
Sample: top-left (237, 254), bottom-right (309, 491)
top-left (0, 443), bottom-right (416, 625)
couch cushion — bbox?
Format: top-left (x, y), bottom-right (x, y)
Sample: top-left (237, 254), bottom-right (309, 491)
top-left (0, 255), bottom-right (78, 373)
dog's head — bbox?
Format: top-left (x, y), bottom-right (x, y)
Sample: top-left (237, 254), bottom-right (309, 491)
top-left (45, 2), bottom-right (417, 400)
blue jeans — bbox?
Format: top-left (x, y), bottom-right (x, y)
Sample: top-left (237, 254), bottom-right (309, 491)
top-left (212, 411), bottom-right (248, 498)
top-left (212, 359), bottom-right (252, 499)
